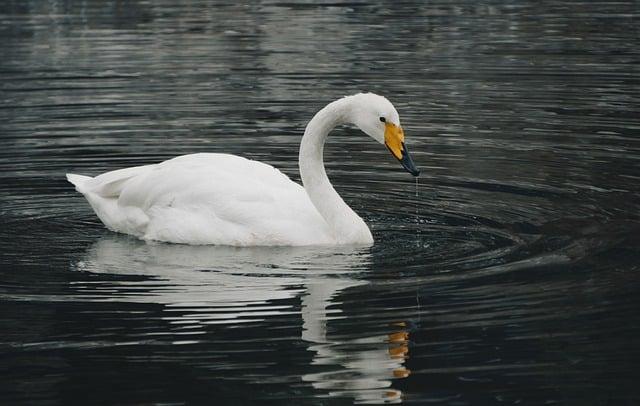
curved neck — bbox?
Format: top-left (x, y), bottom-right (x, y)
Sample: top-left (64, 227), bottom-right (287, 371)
top-left (299, 97), bottom-right (371, 243)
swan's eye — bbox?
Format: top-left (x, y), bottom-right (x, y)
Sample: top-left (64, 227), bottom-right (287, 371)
top-left (379, 117), bottom-right (386, 123)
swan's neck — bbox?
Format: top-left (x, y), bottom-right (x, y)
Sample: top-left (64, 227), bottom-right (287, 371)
top-left (299, 98), bottom-right (372, 244)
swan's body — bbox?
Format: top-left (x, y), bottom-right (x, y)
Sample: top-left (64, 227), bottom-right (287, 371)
top-left (68, 153), bottom-right (343, 245)
top-left (67, 93), bottom-right (418, 246)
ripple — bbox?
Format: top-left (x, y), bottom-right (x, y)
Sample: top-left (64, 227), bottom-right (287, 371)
top-left (1, 0), bottom-right (639, 404)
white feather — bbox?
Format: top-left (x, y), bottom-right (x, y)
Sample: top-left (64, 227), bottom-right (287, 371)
top-left (67, 93), bottom-right (404, 246)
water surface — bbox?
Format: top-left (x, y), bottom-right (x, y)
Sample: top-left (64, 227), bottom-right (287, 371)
top-left (1, 1), bottom-right (639, 404)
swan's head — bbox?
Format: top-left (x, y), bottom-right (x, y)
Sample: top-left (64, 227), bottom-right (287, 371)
top-left (349, 93), bottom-right (420, 176)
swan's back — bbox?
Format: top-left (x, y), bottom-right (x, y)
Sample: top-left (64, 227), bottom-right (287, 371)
top-left (67, 153), bottom-right (333, 246)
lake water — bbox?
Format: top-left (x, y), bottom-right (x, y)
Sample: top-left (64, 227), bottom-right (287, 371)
top-left (1, 1), bottom-right (639, 404)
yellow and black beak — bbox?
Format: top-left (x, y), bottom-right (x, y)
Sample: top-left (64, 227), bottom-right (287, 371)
top-left (384, 122), bottom-right (420, 176)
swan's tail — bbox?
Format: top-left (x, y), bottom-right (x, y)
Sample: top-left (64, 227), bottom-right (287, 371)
top-left (66, 173), bottom-right (92, 193)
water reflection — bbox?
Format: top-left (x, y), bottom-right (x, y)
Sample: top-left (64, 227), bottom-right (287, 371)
top-left (301, 275), bottom-right (410, 404)
top-left (72, 236), bottom-right (410, 402)
top-left (2, 0), bottom-right (639, 403)
top-left (303, 317), bottom-right (410, 404)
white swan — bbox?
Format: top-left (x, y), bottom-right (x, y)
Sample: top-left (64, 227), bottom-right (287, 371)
top-left (66, 93), bottom-right (419, 246)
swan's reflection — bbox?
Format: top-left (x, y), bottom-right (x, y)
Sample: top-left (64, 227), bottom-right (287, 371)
top-left (73, 236), bottom-right (409, 403)
top-left (73, 236), bottom-right (367, 308)
top-left (302, 283), bottom-right (410, 405)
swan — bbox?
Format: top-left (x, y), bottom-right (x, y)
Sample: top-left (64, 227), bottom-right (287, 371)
top-left (66, 93), bottom-right (419, 246)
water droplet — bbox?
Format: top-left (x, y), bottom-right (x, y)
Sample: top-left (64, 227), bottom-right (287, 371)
top-left (415, 177), bottom-right (420, 245)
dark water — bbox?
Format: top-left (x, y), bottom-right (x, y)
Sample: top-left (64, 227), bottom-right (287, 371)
top-left (1, 1), bottom-right (639, 404)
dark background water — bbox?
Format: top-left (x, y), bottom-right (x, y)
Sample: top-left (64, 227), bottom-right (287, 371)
top-left (1, 1), bottom-right (639, 404)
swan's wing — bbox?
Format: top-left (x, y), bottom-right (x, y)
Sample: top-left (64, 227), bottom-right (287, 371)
top-left (117, 153), bottom-right (294, 209)
top-left (74, 164), bottom-right (158, 197)
top-left (115, 153), bottom-right (330, 245)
